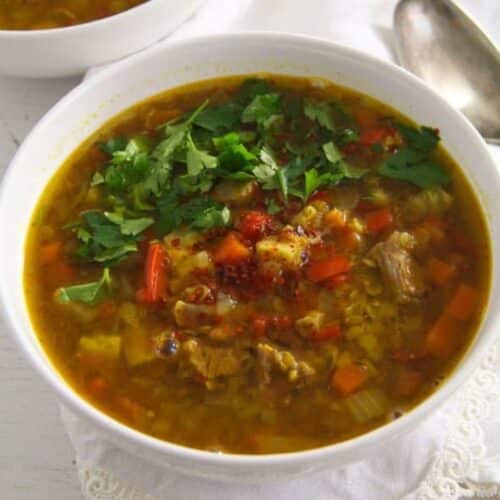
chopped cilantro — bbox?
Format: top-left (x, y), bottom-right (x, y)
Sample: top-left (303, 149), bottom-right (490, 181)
top-left (378, 124), bottom-right (450, 188)
top-left (55, 268), bottom-right (112, 305)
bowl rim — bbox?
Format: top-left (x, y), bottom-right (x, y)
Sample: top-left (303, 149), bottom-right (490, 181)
top-left (1, 31), bottom-right (498, 469)
top-left (0, 0), bottom-right (166, 37)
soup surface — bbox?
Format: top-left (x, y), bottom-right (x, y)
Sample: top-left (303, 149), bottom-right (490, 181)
top-left (0, 0), bottom-right (146, 30)
top-left (25, 75), bottom-right (490, 454)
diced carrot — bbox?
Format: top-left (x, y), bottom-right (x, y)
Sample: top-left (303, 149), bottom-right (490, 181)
top-left (307, 255), bottom-right (351, 282)
top-left (324, 208), bottom-right (348, 231)
top-left (425, 312), bottom-right (459, 358)
top-left (314, 323), bottom-right (342, 341)
top-left (332, 364), bottom-right (368, 396)
top-left (392, 368), bottom-right (423, 398)
top-left (365, 208), bottom-right (394, 233)
top-left (136, 242), bottom-right (168, 304)
top-left (214, 232), bottom-right (251, 265)
top-left (271, 314), bottom-right (292, 329)
top-left (359, 126), bottom-right (395, 146)
top-left (87, 376), bottom-right (109, 399)
top-left (341, 230), bottom-right (363, 250)
top-left (40, 241), bottom-right (62, 265)
top-left (252, 314), bottom-right (269, 338)
top-left (447, 284), bottom-right (478, 321)
top-left (427, 257), bottom-right (456, 286)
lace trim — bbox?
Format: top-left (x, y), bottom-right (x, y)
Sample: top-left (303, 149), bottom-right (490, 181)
top-left (78, 465), bottom-right (158, 500)
top-left (408, 339), bottom-right (500, 500)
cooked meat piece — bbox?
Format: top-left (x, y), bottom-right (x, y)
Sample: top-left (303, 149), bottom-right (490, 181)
top-left (368, 231), bottom-right (425, 303)
top-left (183, 339), bottom-right (242, 379)
top-left (256, 343), bottom-right (315, 386)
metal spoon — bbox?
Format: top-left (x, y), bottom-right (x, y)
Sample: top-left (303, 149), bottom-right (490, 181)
top-left (394, 0), bottom-right (500, 144)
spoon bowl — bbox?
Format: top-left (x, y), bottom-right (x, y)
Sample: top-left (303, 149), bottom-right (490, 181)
top-left (394, 0), bottom-right (500, 144)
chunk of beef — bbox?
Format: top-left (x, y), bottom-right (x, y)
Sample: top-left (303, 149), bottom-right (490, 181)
top-left (183, 339), bottom-right (242, 379)
top-left (368, 231), bottom-right (425, 303)
top-left (256, 343), bottom-right (315, 387)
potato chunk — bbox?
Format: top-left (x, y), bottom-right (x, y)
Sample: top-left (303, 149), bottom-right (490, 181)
top-left (256, 230), bottom-right (309, 272)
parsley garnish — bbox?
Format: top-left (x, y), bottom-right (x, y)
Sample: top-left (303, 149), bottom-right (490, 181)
top-left (55, 268), bottom-right (112, 305)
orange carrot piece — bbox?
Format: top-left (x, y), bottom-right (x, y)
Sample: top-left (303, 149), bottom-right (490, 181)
top-left (137, 242), bottom-right (168, 303)
top-left (425, 313), bottom-right (458, 358)
top-left (40, 241), bottom-right (62, 265)
top-left (324, 209), bottom-right (348, 231)
top-left (314, 323), bottom-right (342, 341)
top-left (213, 232), bottom-right (251, 265)
top-left (365, 208), bottom-right (394, 233)
top-left (427, 257), bottom-right (456, 286)
top-left (307, 255), bottom-right (351, 282)
top-left (332, 364), bottom-right (368, 396)
top-left (447, 284), bottom-right (478, 321)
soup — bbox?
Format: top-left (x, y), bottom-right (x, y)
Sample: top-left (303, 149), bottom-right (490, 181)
top-left (0, 0), bottom-right (147, 30)
top-left (25, 75), bottom-right (490, 454)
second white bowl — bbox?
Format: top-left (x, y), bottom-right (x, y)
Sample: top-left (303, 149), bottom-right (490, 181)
top-left (0, 0), bottom-right (203, 78)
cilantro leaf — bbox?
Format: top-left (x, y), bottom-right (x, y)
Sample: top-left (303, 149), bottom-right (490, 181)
top-left (378, 124), bottom-right (449, 188)
top-left (74, 211), bottom-right (147, 265)
top-left (99, 137), bottom-right (127, 155)
top-left (323, 142), bottom-right (367, 179)
top-left (242, 93), bottom-right (281, 127)
top-left (237, 79), bottom-right (273, 103)
top-left (55, 268), bottom-right (112, 305)
top-left (218, 143), bottom-right (256, 171)
top-left (396, 124), bottom-right (439, 152)
top-left (304, 168), bottom-right (323, 200)
top-left (156, 192), bottom-right (231, 235)
top-left (194, 103), bottom-right (243, 132)
top-left (323, 141), bottom-right (343, 163)
top-left (304, 100), bottom-right (335, 131)
top-left (265, 198), bottom-right (282, 215)
top-left (379, 159), bottom-right (450, 188)
top-left (186, 134), bottom-right (217, 176)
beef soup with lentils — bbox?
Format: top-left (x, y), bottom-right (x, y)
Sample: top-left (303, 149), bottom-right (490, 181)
top-left (25, 75), bottom-right (490, 454)
top-left (0, 0), bottom-right (147, 30)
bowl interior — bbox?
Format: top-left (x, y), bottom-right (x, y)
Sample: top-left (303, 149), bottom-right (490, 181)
top-left (1, 33), bottom-right (499, 475)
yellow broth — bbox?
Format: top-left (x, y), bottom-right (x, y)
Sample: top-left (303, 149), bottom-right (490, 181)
top-left (0, 0), bottom-right (147, 30)
top-left (25, 75), bottom-right (491, 454)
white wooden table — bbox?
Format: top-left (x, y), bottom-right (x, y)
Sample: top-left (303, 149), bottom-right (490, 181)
top-left (0, 74), bottom-right (83, 500)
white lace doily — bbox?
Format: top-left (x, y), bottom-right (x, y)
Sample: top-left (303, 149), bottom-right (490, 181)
top-left (61, 0), bottom-right (500, 498)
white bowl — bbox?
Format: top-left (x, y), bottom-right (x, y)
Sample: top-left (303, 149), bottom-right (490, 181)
top-left (0, 0), bottom-right (202, 78)
top-left (0, 33), bottom-right (499, 482)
